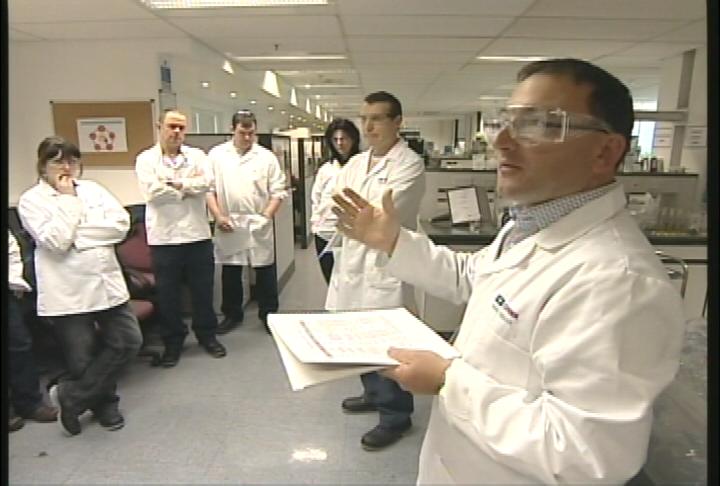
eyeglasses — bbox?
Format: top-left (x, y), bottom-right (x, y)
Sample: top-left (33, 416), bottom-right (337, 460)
top-left (483, 105), bottom-right (613, 146)
top-left (359, 113), bottom-right (394, 124)
top-left (48, 157), bottom-right (81, 168)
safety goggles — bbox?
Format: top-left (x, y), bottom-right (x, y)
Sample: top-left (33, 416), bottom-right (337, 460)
top-left (483, 105), bottom-right (613, 146)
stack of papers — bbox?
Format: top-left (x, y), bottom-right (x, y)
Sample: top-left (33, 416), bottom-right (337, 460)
top-left (268, 307), bottom-right (459, 391)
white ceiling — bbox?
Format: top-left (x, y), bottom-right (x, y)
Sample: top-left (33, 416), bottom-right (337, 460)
top-left (9, 0), bottom-right (707, 120)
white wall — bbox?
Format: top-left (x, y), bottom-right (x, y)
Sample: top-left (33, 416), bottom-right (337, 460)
top-left (403, 117), bottom-right (455, 154)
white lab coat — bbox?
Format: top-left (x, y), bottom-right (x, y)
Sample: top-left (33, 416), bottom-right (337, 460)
top-left (385, 184), bottom-right (685, 485)
top-left (207, 141), bottom-right (287, 266)
top-left (310, 159), bottom-right (342, 241)
top-left (8, 231), bottom-right (32, 292)
top-left (18, 179), bottom-right (131, 316)
top-left (135, 143), bottom-right (213, 246)
top-left (325, 139), bottom-right (425, 311)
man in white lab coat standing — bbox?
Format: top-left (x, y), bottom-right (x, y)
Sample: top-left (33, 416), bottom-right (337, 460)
top-left (327, 91), bottom-right (426, 450)
top-left (135, 109), bottom-right (227, 367)
top-left (332, 59), bottom-right (685, 484)
top-left (206, 110), bottom-right (287, 334)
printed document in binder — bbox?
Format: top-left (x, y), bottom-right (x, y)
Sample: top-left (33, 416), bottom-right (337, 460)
top-left (267, 307), bottom-right (460, 391)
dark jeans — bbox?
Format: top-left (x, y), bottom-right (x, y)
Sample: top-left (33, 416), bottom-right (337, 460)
top-left (314, 235), bottom-right (334, 284)
top-left (47, 302), bottom-right (142, 413)
top-left (361, 371), bottom-right (414, 429)
top-left (150, 239), bottom-right (218, 347)
top-left (222, 263), bottom-right (278, 323)
top-left (8, 293), bottom-right (44, 417)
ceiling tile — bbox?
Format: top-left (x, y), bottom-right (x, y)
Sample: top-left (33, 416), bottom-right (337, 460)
top-left (171, 15), bottom-right (342, 38)
top-left (525, 0), bottom-right (705, 20)
top-left (343, 16), bottom-right (514, 37)
top-left (12, 20), bottom-right (184, 40)
top-left (9, 0), bottom-right (155, 22)
top-left (205, 36), bottom-right (346, 56)
top-left (504, 18), bottom-right (687, 41)
top-left (9, 28), bottom-right (42, 41)
top-left (347, 36), bottom-right (492, 53)
top-left (610, 42), bottom-right (705, 60)
top-left (337, 0), bottom-right (533, 16)
top-left (479, 38), bottom-right (634, 59)
top-left (351, 51), bottom-right (474, 65)
top-left (656, 20), bottom-right (707, 43)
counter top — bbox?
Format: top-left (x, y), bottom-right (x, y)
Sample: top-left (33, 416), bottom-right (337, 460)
top-left (419, 220), bottom-right (707, 247)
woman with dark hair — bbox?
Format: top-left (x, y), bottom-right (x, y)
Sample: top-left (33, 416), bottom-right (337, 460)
top-left (310, 118), bottom-right (360, 283)
top-left (18, 136), bottom-right (143, 437)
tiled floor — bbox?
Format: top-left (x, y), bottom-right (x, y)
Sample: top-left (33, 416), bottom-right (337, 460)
top-left (9, 246), bottom-right (432, 485)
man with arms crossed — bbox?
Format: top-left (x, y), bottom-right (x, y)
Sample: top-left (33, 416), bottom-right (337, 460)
top-left (206, 109), bottom-right (287, 334)
top-left (332, 59), bottom-right (684, 483)
top-left (135, 109), bottom-right (226, 367)
top-left (328, 91), bottom-right (425, 451)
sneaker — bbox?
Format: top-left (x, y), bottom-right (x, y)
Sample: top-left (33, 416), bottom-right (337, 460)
top-left (217, 315), bottom-right (243, 335)
top-left (9, 414), bottom-right (25, 432)
top-left (361, 422), bottom-right (411, 451)
top-left (341, 396), bottom-right (377, 413)
top-left (49, 385), bottom-right (81, 436)
top-left (200, 338), bottom-right (227, 358)
top-left (94, 401), bottom-right (125, 431)
top-left (24, 404), bottom-right (58, 423)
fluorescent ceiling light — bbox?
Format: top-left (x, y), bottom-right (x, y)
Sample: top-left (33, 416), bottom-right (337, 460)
top-left (200, 81), bottom-right (210, 88)
top-left (142, 1), bottom-right (328, 9)
top-left (290, 88), bottom-right (298, 107)
top-left (315, 105), bottom-right (322, 118)
top-left (249, 99), bottom-right (257, 105)
top-left (476, 55), bottom-right (548, 62)
top-left (262, 70), bottom-right (281, 98)
top-left (232, 55), bottom-right (346, 61)
top-left (222, 60), bottom-right (234, 75)
top-left (268, 105), bottom-right (275, 111)
top-left (229, 91), bottom-right (237, 98)
top-left (305, 98), bottom-right (312, 114)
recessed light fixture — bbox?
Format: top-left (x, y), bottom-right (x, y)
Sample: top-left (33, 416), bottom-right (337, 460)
top-left (201, 81), bottom-right (210, 88)
top-left (230, 91), bottom-right (237, 98)
top-left (232, 54), bottom-right (346, 62)
top-left (249, 99), bottom-right (257, 105)
top-left (142, 0), bottom-right (328, 9)
top-left (267, 106), bottom-right (275, 111)
top-left (280, 110), bottom-right (287, 115)
top-left (222, 60), bottom-right (234, 75)
top-left (476, 55), bottom-right (548, 62)
top-left (262, 70), bottom-right (281, 98)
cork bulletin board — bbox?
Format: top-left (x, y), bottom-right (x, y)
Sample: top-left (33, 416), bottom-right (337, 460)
top-left (51, 100), bottom-right (155, 167)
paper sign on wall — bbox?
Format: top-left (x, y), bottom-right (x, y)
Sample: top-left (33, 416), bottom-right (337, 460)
top-left (684, 126), bottom-right (707, 147)
top-left (76, 117), bottom-right (128, 153)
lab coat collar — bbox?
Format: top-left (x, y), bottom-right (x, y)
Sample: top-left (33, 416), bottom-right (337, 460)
top-left (228, 141), bottom-right (260, 163)
top-left (477, 183), bottom-right (626, 273)
top-left (535, 183), bottom-right (626, 250)
top-left (365, 138), bottom-right (407, 177)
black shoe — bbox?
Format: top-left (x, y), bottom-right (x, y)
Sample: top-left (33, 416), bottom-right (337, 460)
top-left (49, 385), bottom-right (81, 436)
top-left (341, 396), bottom-right (377, 413)
top-left (200, 338), bottom-right (227, 358)
top-left (93, 401), bottom-right (125, 431)
top-left (361, 422), bottom-right (411, 451)
top-left (217, 316), bottom-right (243, 335)
top-left (160, 347), bottom-right (182, 368)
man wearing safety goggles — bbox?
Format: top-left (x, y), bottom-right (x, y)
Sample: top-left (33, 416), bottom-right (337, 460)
top-left (331, 58), bottom-right (684, 484)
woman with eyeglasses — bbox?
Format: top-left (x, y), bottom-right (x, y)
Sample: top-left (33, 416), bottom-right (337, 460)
top-left (309, 118), bottom-right (360, 283)
top-left (18, 136), bottom-right (143, 437)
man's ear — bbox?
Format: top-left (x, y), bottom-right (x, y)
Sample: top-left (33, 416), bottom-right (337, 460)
top-left (594, 134), bottom-right (626, 174)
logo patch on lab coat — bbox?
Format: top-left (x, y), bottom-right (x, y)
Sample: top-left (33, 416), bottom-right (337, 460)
top-left (492, 294), bottom-right (519, 325)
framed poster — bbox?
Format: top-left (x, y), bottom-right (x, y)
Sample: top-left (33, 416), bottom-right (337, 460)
top-left (51, 100), bottom-right (155, 167)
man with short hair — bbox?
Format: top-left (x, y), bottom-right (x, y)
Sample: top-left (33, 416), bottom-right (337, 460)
top-left (135, 109), bottom-right (226, 367)
top-left (206, 110), bottom-right (287, 334)
top-left (332, 59), bottom-right (684, 483)
top-left (328, 91), bottom-right (426, 451)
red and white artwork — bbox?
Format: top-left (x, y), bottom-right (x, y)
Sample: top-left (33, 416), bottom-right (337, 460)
top-left (77, 117), bottom-right (128, 153)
